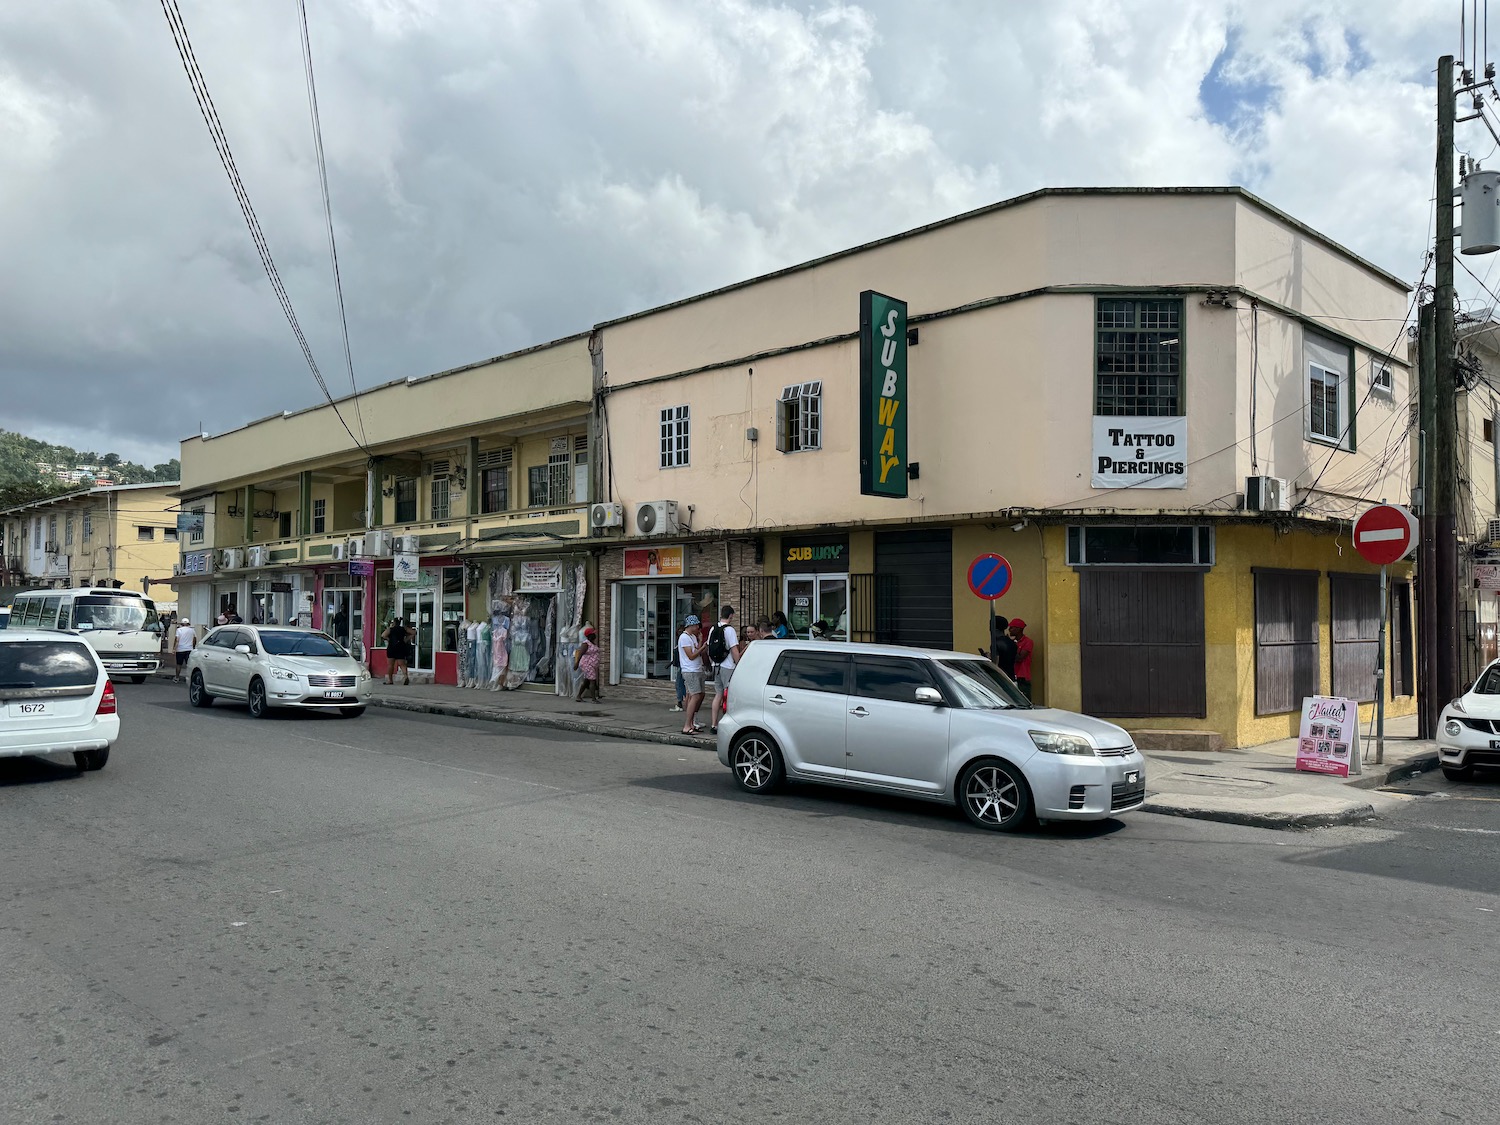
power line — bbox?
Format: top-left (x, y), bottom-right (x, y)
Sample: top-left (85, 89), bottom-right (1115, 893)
top-left (296, 0), bottom-right (367, 450)
top-left (157, 0), bottom-right (371, 457)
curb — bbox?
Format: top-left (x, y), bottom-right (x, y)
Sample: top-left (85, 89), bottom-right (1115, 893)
top-left (1346, 751), bottom-right (1441, 790)
top-left (1140, 798), bottom-right (1379, 830)
top-left (370, 695), bottom-right (718, 751)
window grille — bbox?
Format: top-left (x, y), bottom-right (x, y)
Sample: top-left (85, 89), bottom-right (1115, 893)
top-left (1094, 298), bottom-right (1182, 416)
top-left (660, 405), bottom-right (690, 468)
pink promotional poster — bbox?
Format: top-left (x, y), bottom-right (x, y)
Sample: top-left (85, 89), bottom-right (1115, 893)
top-left (1295, 696), bottom-right (1361, 777)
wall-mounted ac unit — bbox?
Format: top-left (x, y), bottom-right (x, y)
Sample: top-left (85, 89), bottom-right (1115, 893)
top-left (1487, 517), bottom-right (1500, 545)
top-left (44, 540), bottom-right (59, 554)
top-left (1245, 476), bottom-right (1291, 513)
top-left (365, 529), bottom-right (394, 557)
top-left (591, 502), bottom-right (624, 531)
top-left (634, 500), bottom-right (680, 536)
top-left (396, 534), bottom-right (422, 554)
top-left (172, 562), bottom-right (181, 577)
top-left (346, 536), bottom-right (366, 558)
top-left (221, 548), bottom-right (244, 570)
top-left (246, 546), bottom-right (269, 568)
top-left (331, 542), bottom-right (347, 561)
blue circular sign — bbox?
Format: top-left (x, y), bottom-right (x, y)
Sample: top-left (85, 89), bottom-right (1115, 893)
top-left (967, 553), bottom-right (1013, 601)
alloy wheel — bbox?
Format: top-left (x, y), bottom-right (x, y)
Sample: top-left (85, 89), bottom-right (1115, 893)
top-left (249, 679), bottom-right (268, 718)
top-left (734, 738), bottom-right (776, 790)
top-left (964, 765), bottom-right (1022, 827)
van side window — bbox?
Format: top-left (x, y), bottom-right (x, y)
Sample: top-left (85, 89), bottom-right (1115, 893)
top-left (853, 657), bottom-right (938, 703)
top-left (41, 597), bottom-right (61, 629)
top-left (57, 603), bottom-right (71, 630)
top-left (770, 652), bottom-right (850, 693)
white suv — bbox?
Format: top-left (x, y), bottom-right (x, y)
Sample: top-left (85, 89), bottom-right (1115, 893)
top-left (0, 629), bottom-right (118, 772)
top-left (716, 640), bottom-right (1146, 832)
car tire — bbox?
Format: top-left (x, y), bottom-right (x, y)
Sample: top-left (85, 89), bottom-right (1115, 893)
top-left (337, 706), bottom-right (365, 719)
top-left (188, 671), bottom-right (213, 708)
top-left (957, 758), bottom-right (1034, 832)
top-left (247, 677), bottom-right (270, 719)
top-left (730, 732), bottom-right (785, 794)
top-left (74, 747), bottom-right (109, 772)
top-left (1442, 764), bottom-right (1475, 782)
top-left (129, 675), bottom-right (147, 685)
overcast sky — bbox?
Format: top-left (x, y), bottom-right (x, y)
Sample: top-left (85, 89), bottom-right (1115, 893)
top-left (0, 0), bottom-right (1472, 467)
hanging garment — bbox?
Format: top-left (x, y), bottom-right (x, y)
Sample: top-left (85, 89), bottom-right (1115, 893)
top-left (477, 621), bottom-right (492, 687)
top-left (489, 616), bottom-right (509, 689)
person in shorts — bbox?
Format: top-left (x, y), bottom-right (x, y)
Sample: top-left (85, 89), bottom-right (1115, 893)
top-left (173, 617), bottom-right (196, 682)
top-left (708, 605), bottom-right (740, 735)
top-left (677, 616), bottom-right (707, 735)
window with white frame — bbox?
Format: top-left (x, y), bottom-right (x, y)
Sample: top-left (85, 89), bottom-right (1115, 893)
top-left (65, 515), bottom-right (74, 546)
top-left (33, 519), bottom-right (41, 549)
top-left (82, 512), bottom-right (92, 541)
top-left (312, 497), bottom-right (326, 534)
top-left (776, 382), bottom-right (823, 452)
top-left (1305, 332), bottom-right (1354, 449)
top-left (660, 405), bottom-right (690, 468)
top-left (1371, 362), bottom-right (1393, 397)
top-left (430, 475), bottom-right (450, 521)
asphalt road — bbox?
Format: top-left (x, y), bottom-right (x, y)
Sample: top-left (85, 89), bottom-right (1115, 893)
top-left (2, 681), bottom-right (1497, 1124)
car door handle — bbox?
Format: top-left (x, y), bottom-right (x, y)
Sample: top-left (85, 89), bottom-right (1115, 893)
top-left (849, 706), bottom-right (869, 717)
top-left (769, 694), bottom-right (787, 705)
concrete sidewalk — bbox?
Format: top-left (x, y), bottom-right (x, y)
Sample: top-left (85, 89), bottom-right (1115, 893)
top-left (344, 676), bottom-right (1438, 830)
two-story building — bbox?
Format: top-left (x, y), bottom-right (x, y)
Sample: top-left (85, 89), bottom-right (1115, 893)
top-left (173, 336), bottom-right (596, 685)
top-left (2, 482), bottom-right (182, 600)
top-left (589, 187), bottom-right (1417, 749)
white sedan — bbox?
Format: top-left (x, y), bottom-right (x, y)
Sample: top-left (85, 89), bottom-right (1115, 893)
top-left (186, 626), bottom-right (373, 718)
top-left (1437, 660), bottom-right (1500, 780)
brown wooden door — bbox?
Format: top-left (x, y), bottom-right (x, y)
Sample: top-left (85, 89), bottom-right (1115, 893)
top-left (1080, 569), bottom-right (1206, 718)
top-left (1330, 573), bottom-right (1379, 703)
top-left (1390, 579), bottom-right (1413, 697)
top-left (1254, 570), bottom-right (1320, 715)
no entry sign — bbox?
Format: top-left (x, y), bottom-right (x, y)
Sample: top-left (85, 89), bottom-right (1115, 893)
top-left (1353, 504), bottom-right (1418, 566)
top-left (967, 554), bottom-right (1013, 600)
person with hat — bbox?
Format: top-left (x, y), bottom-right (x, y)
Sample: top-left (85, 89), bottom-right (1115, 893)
top-left (172, 616), bottom-right (197, 682)
top-left (1009, 618), bottom-right (1034, 700)
top-left (677, 615), bottom-right (707, 735)
top-left (573, 625), bottom-right (602, 702)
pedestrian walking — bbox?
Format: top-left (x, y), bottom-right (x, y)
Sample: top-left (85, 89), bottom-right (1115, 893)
top-left (172, 617), bottom-right (196, 682)
top-left (677, 615), bottom-right (707, 735)
top-left (707, 605), bottom-right (740, 734)
top-left (573, 626), bottom-right (601, 702)
top-left (1009, 618), bottom-right (1034, 699)
top-left (382, 617), bottom-right (412, 685)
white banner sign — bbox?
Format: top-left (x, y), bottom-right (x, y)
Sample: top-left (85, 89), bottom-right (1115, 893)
top-left (392, 553), bottom-right (421, 586)
top-left (1476, 563), bottom-right (1500, 591)
top-left (519, 560), bottom-right (563, 593)
top-left (1091, 415), bottom-right (1188, 490)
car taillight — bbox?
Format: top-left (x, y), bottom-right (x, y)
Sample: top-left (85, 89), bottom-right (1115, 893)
top-left (96, 680), bottom-right (117, 716)
top-left (722, 685), bottom-right (729, 713)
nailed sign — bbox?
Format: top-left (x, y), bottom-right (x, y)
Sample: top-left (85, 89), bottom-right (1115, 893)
top-left (1090, 416), bottom-right (1188, 490)
top-left (860, 291), bottom-right (908, 498)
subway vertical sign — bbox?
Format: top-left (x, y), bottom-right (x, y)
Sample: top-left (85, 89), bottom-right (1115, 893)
top-left (859, 290), bottom-right (908, 497)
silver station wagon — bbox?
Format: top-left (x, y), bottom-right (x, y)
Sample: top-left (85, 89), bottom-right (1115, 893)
top-left (716, 640), bottom-right (1146, 831)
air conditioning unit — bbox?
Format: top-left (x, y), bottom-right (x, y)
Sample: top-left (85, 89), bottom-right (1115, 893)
top-left (246, 546), bottom-right (269, 568)
top-left (346, 536), bottom-right (366, 558)
top-left (364, 529), bottom-right (394, 557)
top-left (44, 540), bottom-right (59, 554)
top-left (1245, 476), bottom-right (1291, 513)
top-left (331, 542), bottom-right (347, 561)
top-left (221, 548), bottom-right (244, 570)
top-left (396, 534), bottom-right (422, 554)
top-left (172, 562), bottom-right (181, 576)
top-left (1487, 518), bottom-right (1500, 546)
top-left (590, 502), bottom-right (625, 531)
top-left (634, 500), bottom-right (680, 536)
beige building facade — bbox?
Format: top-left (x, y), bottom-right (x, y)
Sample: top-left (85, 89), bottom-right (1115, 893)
top-left (2, 482), bottom-right (182, 603)
top-left (591, 188), bottom-right (1417, 748)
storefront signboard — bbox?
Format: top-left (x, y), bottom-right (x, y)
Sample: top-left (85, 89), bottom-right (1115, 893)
top-left (783, 538), bottom-right (847, 571)
top-left (859, 290), bottom-right (908, 498)
top-left (1477, 564), bottom-right (1500, 591)
top-left (1090, 415), bottom-right (1188, 490)
top-left (624, 546), bottom-right (683, 578)
top-left (1295, 696), bottom-right (1362, 778)
top-left (181, 551), bottom-right (211, 576)
top-left (349, 559), bottom-right (374, 577)
top-left (393, 553), bottom-right (421, 586)
top-left (270, 581), bottom-right (293, 594)
top-left (520, 560), bottom-right (564, 592)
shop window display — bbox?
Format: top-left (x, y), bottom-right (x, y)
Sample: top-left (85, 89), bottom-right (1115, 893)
top-left (453, 560), bottom-right (589, 695)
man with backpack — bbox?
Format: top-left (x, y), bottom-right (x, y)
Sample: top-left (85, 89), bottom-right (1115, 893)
top-left (707, 605), bottom-right (740, 735)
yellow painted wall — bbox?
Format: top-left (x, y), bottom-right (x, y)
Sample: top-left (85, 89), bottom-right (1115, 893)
top-left (949, 524), bottom-right (1046, 699)
top-left (1041, 521), bottom-right (1415, 748)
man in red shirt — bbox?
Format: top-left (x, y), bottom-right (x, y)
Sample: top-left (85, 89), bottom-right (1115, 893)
top-left (1009, 619), bottom-right (1034, 700)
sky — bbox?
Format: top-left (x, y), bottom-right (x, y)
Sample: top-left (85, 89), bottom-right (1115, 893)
top-left (0, 0), bottom-right (1475, 467)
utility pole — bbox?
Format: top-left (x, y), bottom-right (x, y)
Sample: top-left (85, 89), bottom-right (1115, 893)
top-left (1435, 54), bottom-right (1461, 714)
top-left (1419, 301), bottom-right (1438, 737)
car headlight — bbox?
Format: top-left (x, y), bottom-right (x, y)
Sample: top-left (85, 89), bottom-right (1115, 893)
top-left (1445, 719), bottom-right (1463, 737)
top-left (270, 667), bottom-right (300, 682)
top-left (358, 669), bottom-right (371, 682)
top-left (1029, 730), bottom-right (1095, 756)
top-left (1449, 698), bottom-right (1468, 714)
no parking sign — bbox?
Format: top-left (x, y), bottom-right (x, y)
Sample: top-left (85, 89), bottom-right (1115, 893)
top-left (967, 554), bottom-right (1013, 601)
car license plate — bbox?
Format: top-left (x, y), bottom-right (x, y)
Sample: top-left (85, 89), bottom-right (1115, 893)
top-left (10, 701), bottom-right (49, 716)
top-left (324, 690), bottom-right (345, 699)
top-left (1126, 770), bottom-right (1140, 784)
top-left (1489, 739), bottom-right (1500, 750)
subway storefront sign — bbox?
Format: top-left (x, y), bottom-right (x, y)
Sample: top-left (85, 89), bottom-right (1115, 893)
top-left (859, 290), bottom-right (908, 498)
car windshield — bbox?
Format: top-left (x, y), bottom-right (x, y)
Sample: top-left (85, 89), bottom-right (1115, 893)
top-left (73, 596), bottom-right (159, 633)
top-left (259, 631), bottom-right (348, 658)
top-left (935, 658), bottom-right (1032, 709)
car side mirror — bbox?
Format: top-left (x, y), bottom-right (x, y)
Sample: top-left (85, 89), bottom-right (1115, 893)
top-left (914, 686), bottom-right (944, 705)
top-left (1462, 680), bottom-right (1473, 694)
top-left (234, 644), bottom-right (252, 655)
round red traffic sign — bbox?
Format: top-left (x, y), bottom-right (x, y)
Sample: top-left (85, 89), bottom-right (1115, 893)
top-left (1353, 503), bottom-right (1418, 566)
top-left (967, 554), bottom-right (1013, 600)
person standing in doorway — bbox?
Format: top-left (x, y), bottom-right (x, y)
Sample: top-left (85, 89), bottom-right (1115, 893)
top-left (678, 615), bottom-right (706, 735)
top-left (172, 617), bottom-right (196, 682)
top-left (1009, 618), bottom-right (1034, 700)
top-left (707, 605), bottom-right (739, 735)
top-left (332, 603), bottom-right (350, 647)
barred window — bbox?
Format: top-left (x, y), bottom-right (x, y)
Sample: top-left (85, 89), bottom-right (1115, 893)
top-left (83, 512), bottom-right (93, 541)
top-left (776, 382), bottom-right (823, 452)
top-left (1094, 298), bottom-right (1183, 416)
top-left (430, 476), bottom-right (450, 521)
top-left (313, 498), bottom-right (326, 534)
top-left (660, 405), bottom-right (690, 468)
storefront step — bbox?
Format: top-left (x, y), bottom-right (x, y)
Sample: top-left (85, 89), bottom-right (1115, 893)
top-left (1131, 729), bottom-right (1226, 753)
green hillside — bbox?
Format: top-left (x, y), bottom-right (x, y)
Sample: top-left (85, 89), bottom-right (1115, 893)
top-left (0, 429), bottom-right (179, 510)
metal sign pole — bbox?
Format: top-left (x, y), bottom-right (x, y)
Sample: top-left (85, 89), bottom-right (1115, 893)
top-left (1377, 563), bottom-right (1388, 766)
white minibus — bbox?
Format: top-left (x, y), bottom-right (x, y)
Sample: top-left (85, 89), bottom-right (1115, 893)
top-left (7, 587), bottom-right (163, 683)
